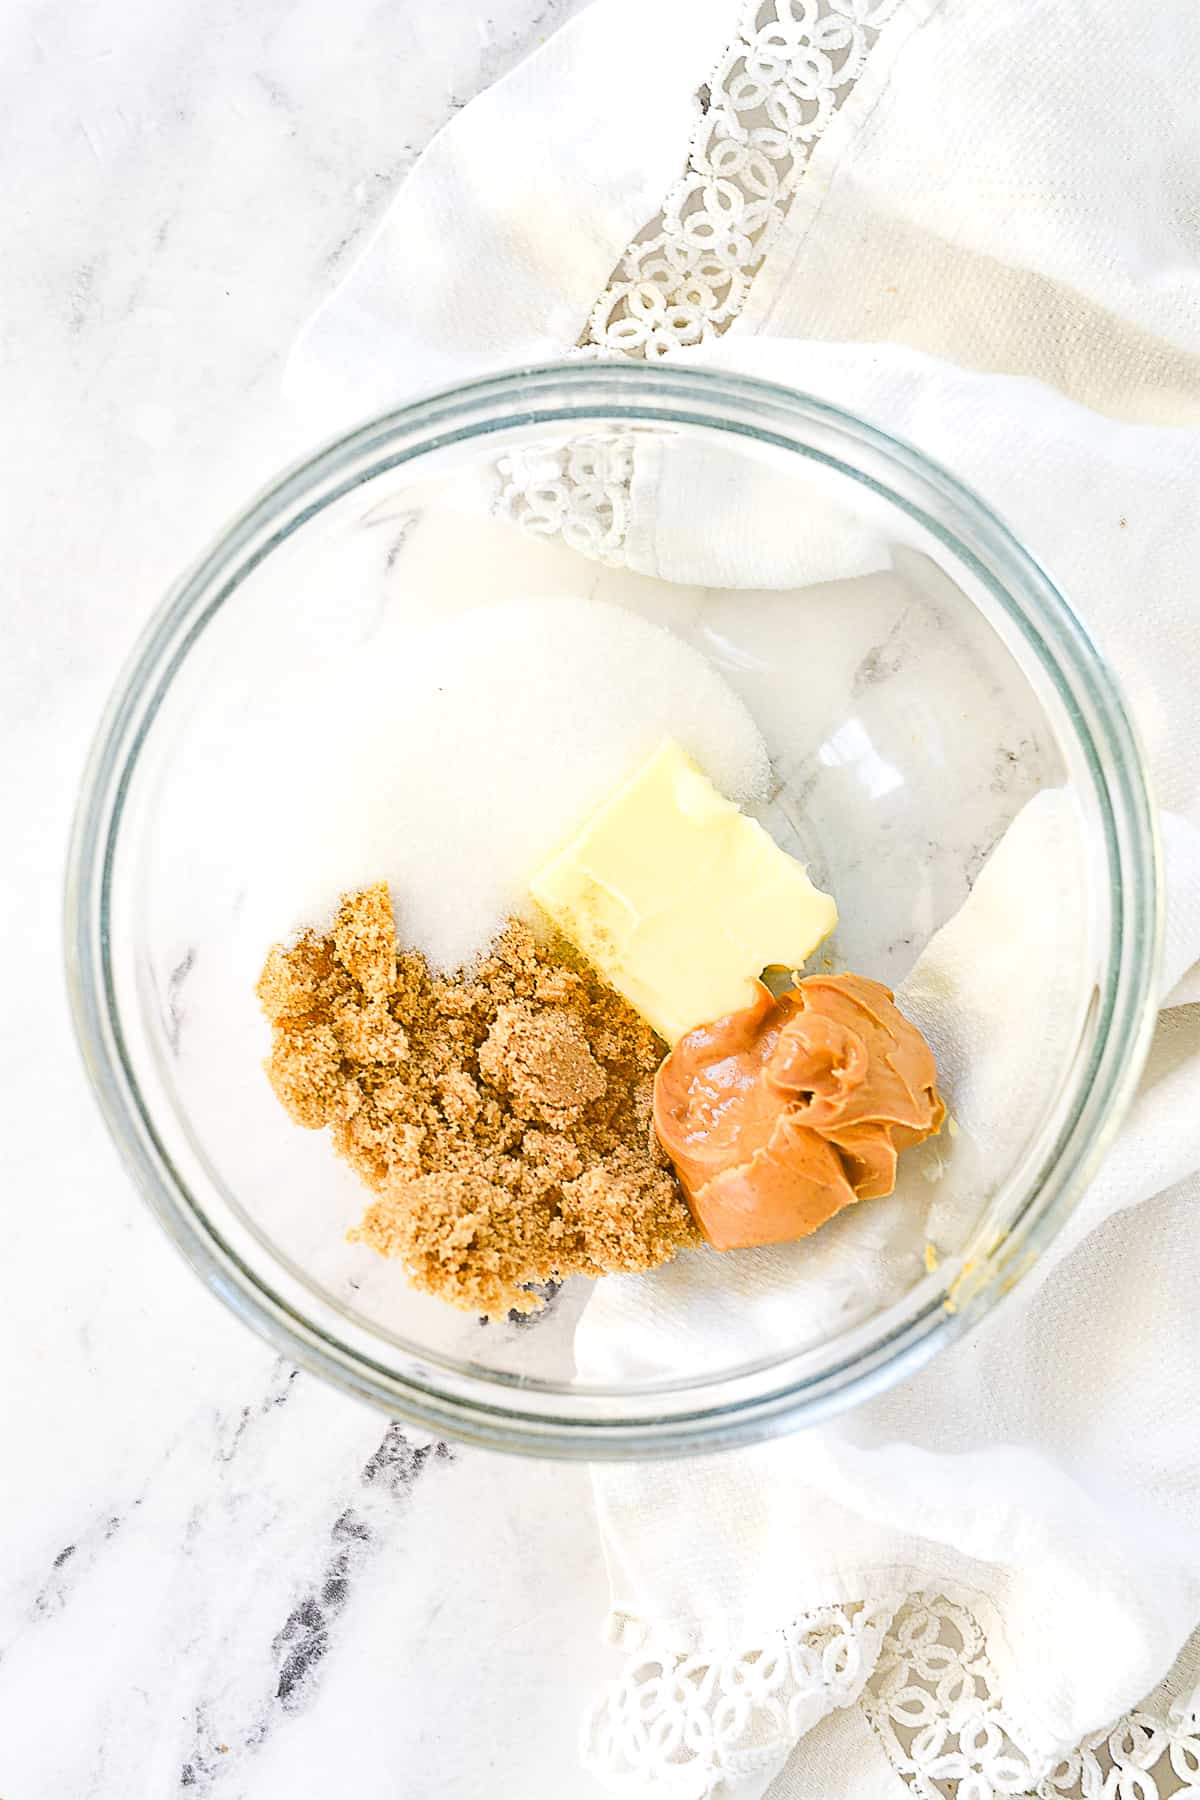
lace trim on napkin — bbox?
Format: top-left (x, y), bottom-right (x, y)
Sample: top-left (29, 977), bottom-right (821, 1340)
top-left (498, 0), bottom-right (902, 556)
top-left (865, 1597), bottom-right (1200, 1800)
top-left (584, 1595), bottom-right (1200, 1799)
top-left (581, 0), bottom-right (902, 360)
top-left (496, 433), bottom-right (635, 567)
top-left (583, 1599), bottom-right (898, 1795)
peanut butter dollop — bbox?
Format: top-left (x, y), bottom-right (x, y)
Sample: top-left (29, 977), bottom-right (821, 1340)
top-left (653, 974), bottom-right (945, 1250)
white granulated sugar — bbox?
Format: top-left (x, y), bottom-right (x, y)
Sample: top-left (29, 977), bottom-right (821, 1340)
top-left (264, 594), bottom-right (769, 971)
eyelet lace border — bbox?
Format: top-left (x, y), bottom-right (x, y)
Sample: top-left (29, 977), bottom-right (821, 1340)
top-left (499, 0), bottom-right (904, 557)
top-left (584, 1594), bottom-right (1200, 1798)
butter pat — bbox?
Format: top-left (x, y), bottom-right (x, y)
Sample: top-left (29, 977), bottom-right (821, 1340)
top-left (530, 740), bottom-right (837, 1043)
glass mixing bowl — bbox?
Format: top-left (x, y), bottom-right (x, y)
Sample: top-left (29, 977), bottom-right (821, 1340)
top-left (66, 362), bottom-right (1159, 1456)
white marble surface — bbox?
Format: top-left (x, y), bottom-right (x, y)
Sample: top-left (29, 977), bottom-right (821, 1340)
top-left (0, 3), bottom-right (619, 1794)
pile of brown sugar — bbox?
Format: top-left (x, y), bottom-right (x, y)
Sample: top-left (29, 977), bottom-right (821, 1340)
top-left (257, 883), bottom-right (698, 1315)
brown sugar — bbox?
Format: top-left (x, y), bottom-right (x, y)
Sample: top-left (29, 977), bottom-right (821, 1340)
top-left (479, 1003), bottom-right (607, 1127)
top-left (257, 884), bottom-right (698, 1315)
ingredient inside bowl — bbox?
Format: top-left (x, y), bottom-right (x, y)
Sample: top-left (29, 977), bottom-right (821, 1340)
top-left (257, 732), bottom-right (944, 1312)
top-left (531, 738), bottom-right (838, 1044)
top-left (258, 884), bottom-right (698, 1315)
top-left (248, 593), bottom-right (771, 974)
top-left (655, 974), bottom-right (945, 1250)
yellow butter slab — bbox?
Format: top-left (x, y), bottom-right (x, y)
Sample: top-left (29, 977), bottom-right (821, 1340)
top-left (530, 739), bottom-right (837, 1043)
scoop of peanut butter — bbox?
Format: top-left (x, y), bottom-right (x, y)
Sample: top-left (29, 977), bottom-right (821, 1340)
top-left (653, 974), bottom-right (945, 1250)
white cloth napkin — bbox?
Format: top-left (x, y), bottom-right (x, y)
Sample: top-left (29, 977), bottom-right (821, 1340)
top-left (286, 0), bottom-right (1200, 1791)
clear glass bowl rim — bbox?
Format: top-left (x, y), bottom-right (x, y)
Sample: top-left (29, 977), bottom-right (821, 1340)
top-left (65, 360), bottom-right (1161, 1459)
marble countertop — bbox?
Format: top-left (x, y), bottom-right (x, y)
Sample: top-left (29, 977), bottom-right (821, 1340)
top-left (0, 2), bottom-right (616, 1793)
